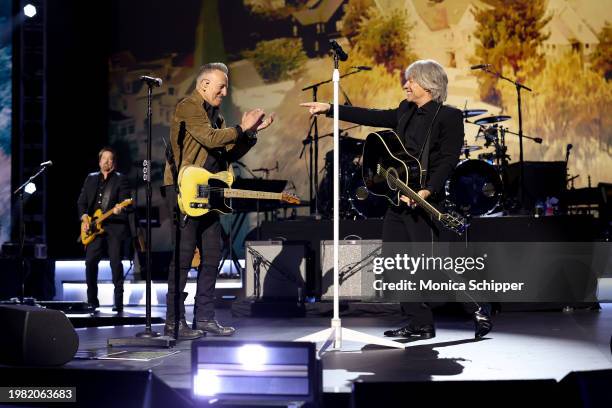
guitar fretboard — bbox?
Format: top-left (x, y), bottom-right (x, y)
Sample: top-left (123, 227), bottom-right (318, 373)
top-left (223, 188), bottom-right (283, 201)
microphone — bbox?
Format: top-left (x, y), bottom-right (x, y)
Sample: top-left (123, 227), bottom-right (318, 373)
top-left (352, 65), bottom-right (372, 71)
top-left (355, 186), bottom-right (369, 200)
top-left (470, 64), bottom-right (490, 70)
top-left (140, 75), bottom-right (162, 87)
top-left (534, 137), bottom-right (543, 144)
top-left (40, 160), bottom-right (53, 167)
top-left (329, 40), bottom-right (348, 61)
top-left (567, 143), bottom-right (573, 151)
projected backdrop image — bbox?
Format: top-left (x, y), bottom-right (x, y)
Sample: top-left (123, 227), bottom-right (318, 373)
top-left (108, 0), bottom-right (611, 250)
top-left (0, 0), bottom-right (12, 246)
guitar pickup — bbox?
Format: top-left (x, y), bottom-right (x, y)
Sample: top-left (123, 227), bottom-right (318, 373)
top-left (190, 202), bottom-right (209, 209)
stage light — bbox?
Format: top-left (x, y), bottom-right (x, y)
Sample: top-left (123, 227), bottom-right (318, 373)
top-left (24, 182), bottom-right (36, 194)
top-left (237, 344), bottom-right (267, 371)
top-left (23, 4), bottom-right (36, 18)
top-left (193, 369), bottom-right (221, 397)
top-left (192, 341), bottom-right (321, 405)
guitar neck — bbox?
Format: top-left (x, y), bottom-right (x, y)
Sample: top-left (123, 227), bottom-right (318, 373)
top-left (94, 200), bottom-right (131, 224)
top-left (223, 189), bottom-right (283, 201)
top-left (378, 166), bottom-right (442, 220)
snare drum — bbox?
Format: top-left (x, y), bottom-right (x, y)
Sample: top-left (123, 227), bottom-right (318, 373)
top-left (447, 159), bottom-right (502, 216)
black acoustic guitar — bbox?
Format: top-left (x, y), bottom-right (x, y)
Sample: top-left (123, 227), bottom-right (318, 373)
top-left (361, 130), bottom-right (467, 234)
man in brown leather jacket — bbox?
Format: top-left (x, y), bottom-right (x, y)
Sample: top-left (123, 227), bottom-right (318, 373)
top-left (163, 62), bottom-right (274, 340)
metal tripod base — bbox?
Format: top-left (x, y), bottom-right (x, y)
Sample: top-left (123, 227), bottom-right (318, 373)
top-left (108, 330), bottom-right (175, 348)
top-left (295, 319), bottom-right (405, 354)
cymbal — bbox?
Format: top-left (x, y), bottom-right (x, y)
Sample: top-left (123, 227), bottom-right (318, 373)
top-left (474, 115), bottom-right (511, 125)
top-left (462, 109), bottom-right (487, 118)
top-left (462, 145), bottom-right (482, 152)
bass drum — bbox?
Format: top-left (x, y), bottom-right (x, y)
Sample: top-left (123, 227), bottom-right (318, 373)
top-left (447, 159), bottom-right (502, 216)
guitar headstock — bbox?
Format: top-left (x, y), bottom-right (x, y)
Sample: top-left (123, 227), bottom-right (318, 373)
top-left (440, 212), bottom-right (468, 235)
top-left (281, 192), bottom-right (300, 205)
top-left (119, 198), bottom-right (133, 208)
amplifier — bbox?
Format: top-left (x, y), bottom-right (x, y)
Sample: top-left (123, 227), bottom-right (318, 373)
top-left (245, 241), bottom-right (308, 300)
top-left (320, 240), bottom-right (382, 300)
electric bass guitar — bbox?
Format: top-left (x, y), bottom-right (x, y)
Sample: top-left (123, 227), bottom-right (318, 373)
top-left (361, 130), bottom-right (467, 234)
top-left (80, 198), bottom-right (133, 246)
top-left (177, 165), bottom-right (300, 217)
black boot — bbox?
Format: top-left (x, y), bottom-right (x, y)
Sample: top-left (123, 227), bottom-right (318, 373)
top-left (164, 319), bottom-right (205, 340)
top-left (384, 324), bottom-right (435, 339)
top-left (194, 320), bottom-right (236, 337)
top-left (474, 307), bottom-right (492, 339)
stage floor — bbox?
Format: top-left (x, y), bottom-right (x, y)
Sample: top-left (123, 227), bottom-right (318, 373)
top-left (66, 304), bottom-right (612, 394)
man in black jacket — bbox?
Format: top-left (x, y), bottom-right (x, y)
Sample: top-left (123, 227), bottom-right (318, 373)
top-left (301, 59), bottom-right (492, 339)
top-left (77, 147), bottom-right (131, 312)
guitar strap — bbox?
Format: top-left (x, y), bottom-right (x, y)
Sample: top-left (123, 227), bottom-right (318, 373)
top-left (417, 103), bottom-right (442, 188)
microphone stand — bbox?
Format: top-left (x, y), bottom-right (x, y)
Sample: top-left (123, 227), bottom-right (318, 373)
top-left (108, 80), bottom-right (174, 347)
top-left (296, 49), bottom-right (404, 353)
top-left (301, 68), bottom-right (365, 217)
top-left (479, 66), bottom-right (532, 212)
top-left (13, 164), bottom-right (51, 303)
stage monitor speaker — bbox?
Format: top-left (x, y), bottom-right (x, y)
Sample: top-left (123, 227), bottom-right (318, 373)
top-left (560, 369), bottom-right (612, 407)
top-left (320, 240), bottom-right (382, 300)
top-left (245, 241), bottom-right (308, 300)
top-left (0, 304), bottom-right (79, 366)
top-left (351, 379), bottom-right (560, 407)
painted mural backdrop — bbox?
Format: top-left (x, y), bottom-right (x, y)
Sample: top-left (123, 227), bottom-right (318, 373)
top-left (109, 0), bottom-right (611, 250)
top-left (0, 0), bottom-right (12, 246)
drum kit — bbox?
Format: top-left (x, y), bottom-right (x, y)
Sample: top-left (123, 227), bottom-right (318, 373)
top-left (317, 108), bottom-right (518, 219)
top-left (446, 109), bottom-right (515, 217)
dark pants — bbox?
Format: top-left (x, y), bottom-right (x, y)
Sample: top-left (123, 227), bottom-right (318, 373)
top-left (164, 187), bottom-right (222, 322)
top-left (85, 230), bottom-right (125, 308)
top-left (382, 206), bottom-right (484, 326)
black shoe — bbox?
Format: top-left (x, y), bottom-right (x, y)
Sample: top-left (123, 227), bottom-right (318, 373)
top-left (164, 319), bottom-right (205, 340)
top-left (194, 319), bottom-right (236, 337)
top-left (384, 324), bottom-right (435, 339)
top-left (112, 306), bottom-right (123, 313)
top-left (474, 308), bottom-right (492, 339)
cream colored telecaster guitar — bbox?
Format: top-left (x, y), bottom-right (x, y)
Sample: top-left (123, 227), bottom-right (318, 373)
top-left (177, 165), bottom-right (300, 217)
top-left (80, 198), bottom-right (133, 246)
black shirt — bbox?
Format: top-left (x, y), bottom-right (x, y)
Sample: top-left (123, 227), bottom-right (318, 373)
top-left (403, 100), bottom-right (440, 158)
top-left (93, 171), bottom-right (115, 212)
top-left (202, 101), bottom-right (227, 173)
top-left (201, 101), bottom-right (256, 173)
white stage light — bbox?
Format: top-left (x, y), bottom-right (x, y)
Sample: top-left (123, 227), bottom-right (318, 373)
top-left (23, 4), bottom-right (36, 18)
top-left (24, 182), bottom-right (36, 194)
top-left (237, 344), bottom-right (267, 371)
top-left (193, 369), bottom-right (220, 397)
top-left (192, 341), bottom-right (319, 405)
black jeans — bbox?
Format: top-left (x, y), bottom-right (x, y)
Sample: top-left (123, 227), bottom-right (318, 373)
top-left (164, 187), bottom-right (222, 322)
top-left (382, 206), bottom-right (485, 325)
top-left (85, 229), bottom-right (125, 308)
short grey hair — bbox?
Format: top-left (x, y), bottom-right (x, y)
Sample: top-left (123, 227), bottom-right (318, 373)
top-left (196, 62), bottom-right (229, 85)
top-left (405, 60), bottom-right (448, 103)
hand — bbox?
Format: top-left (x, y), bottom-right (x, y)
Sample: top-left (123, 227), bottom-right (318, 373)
top-left (112, 205), bottom-right (123, 215)
top-left (256, 112), bottom-right (275, 131)
top-left (240, 108), bottom-right (265, 132)
top-left (81, 216), bottom-right (91, 233)
top-left (299, 102), bottom-right (331, 116)
top-left (400, 189), bottom-right (431, 209)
